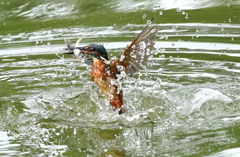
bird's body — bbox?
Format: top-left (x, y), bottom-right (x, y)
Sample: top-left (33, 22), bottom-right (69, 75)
top-left (91, 58), bottom-right (124, 113)
top-left (64, 22), bottom-right (158, 114)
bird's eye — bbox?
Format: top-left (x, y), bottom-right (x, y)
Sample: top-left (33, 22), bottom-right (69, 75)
top-left (84, 46), bottom-right (94, 51)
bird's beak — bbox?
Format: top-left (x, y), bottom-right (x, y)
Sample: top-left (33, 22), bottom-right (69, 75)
top-left (63, 51), bottom-right (74, 54)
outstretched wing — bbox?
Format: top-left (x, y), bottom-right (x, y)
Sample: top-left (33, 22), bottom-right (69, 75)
top-left (109, 23), bottom-right (158, 77)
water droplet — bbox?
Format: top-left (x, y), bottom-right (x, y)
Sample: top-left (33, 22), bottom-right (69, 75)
top-left (3, 23), bottom-right (5, 25)
top-left (232, 38), bottom-right (234, 41)
top-left (153, 50), bottom-right (158, 55)
top-left (185, 13), bottom-right (189, 19)
top-left (147, 20), bottom-right (152, 25)
top-left (119, 55), bottom-right (125, 61)
top-left (159, 54), bottom-right (165, 58)
top-left (36, 41), bottom-right (39, 44)
top-left (159, 35), bottom-right (164, 39)
top-left (175, 77), bottom-right (180, 81)
top-left (139, 41), bottom-right (146, 49)
top-left (142, 14), bottom-right (147, 18)
top-left (229, 18), bottom-right (231, 22)
top-left (159, 11), bottom-right (163, 15)
top-left (153, 5), bottom-right (161, 10)
top-left (71, 80), bottom-right (77, 84)
top-left (130, 52), bottom-right (136, 58)
top-left (146, 49), bottom-right (151, 55)
top-left (74, 49), bottom-right (80, 56)
top-left (158, 48), bottom-right (165, 53)
top-left (172, 25), bottom-right (178, 29)
top-left (164, 34), bottom-right (168, 40)
top-left (156, 77), bottom-right (162, 84)
top-left (176, 8), bottom-right (181, 12)
top-left (108, 95), bottom-right (114, 99)
top-left (182, 11), bottom-right (185, 15)
top-left (169, 56), bottom-right (174, 61)
top-left (157, 68), bottom-right (163, 73)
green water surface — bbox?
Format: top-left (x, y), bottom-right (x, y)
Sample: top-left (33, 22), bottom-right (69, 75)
top-left (1, 0), bottom-right (240, 156)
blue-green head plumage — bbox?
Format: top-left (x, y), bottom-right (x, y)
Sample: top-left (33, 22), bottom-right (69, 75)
top-left (88, 44), bottom-right (108, 60)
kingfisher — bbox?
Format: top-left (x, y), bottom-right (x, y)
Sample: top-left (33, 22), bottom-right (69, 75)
top-left (63, 21), bottom-right (157, 114)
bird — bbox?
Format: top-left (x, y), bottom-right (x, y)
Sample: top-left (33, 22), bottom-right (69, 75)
top-left (63, 21), bottom-right (157, 114)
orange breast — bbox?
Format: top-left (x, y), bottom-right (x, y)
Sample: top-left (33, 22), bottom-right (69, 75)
top-left (91, 59), bottom-right (123, 108)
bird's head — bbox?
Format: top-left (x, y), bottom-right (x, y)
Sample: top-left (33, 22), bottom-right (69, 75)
top-left (64, 44), bottom-right (109, 61)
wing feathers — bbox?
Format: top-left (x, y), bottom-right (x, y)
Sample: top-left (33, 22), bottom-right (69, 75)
top-left (110, 23), bottom-right (157, 76)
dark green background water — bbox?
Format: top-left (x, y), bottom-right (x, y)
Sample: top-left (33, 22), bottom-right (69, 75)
top-left (1, 0), bottom-right (240, 156)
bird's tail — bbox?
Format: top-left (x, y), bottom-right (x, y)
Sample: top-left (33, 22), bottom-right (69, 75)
top-left (119, 108), bottom-right (126, 114)
top-left (110, 101), bottom-right (125, 114)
